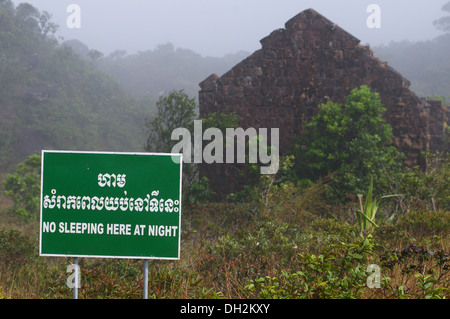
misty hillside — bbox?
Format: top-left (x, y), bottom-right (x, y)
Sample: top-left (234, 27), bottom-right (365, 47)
top-left (62, 40), bottom-right (249, 101)
top-left (97, 43), bottom-right (249, 99)
top-left (373, 33), bottom-right (450, 98)
top-left (0, 1), bottom-right (149, 171)
top-left (0, 1), bottom-right (245, 172)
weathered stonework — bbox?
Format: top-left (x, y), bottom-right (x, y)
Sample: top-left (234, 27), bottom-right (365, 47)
top-left (199, 9), bottom-right (448, 197)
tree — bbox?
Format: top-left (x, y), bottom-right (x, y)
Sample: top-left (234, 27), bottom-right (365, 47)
top-left (38, 10), bottom-right (58, 38)
top-left (292, 85), bottom-right (403, 202)
top-left (434, 1), bottom-right (450, 32)
top-left (145, 90), bottom-right (198, 194)
top-left (3, 154), bottom-right (41, 221)
top-left (14, 2), bottom-right (40, 33)
top-left (87, 49), bottom-right (104, 63)
top-left (145, 90), bottom-right (197, 153)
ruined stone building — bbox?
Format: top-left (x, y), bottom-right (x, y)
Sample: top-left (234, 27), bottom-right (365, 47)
top-left (199, 9), bottom-right (448, 196)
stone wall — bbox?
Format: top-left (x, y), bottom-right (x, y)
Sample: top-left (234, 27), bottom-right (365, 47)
top-left (425, 99), bottom-right (449, 153)
top-left (199, 8), bottom-right (448, 197)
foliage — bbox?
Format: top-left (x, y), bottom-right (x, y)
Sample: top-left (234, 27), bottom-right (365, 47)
top-left (144, 91), bottom-right (242, 205)
top-left (355, 176), bottom-right (399, 234)
top-left (433, 1), bottom-right (450, 33)
top-left (200, 217), bottom-right (302, 296)
top-left (379, 242), bottom-right (449, 299)
top-left (227, 154), bottom-right (298, 209)
top-left (3, 154), bottom-right (41, 221)
top-left (373, 209), bottom-right (449, 257)
top-left (374, 36), bottom-right (450, 97)
top-left (292, 85), bottom-right (404, 202)
top-left (200, 111), bottom-right (242, 134)
top-left (392, 152), bottom-right (449, 212)
top-left (49, 258), bottom-right (215, 299)
top-left (145, 89), bottom-right (197, 153)
top-left (0, 227), bottom-right (56, 299)
top-left (1, 199), bottom-right (449, 299)
top-left (395, 209), bottom-right (450, 243)
top-left (184, 176), bottom-right (216, 204)
top-left (144, 90), bottom-right (198, 199)
top-left (0, 229), bottom-right (35, 272)
top-left (415, 273), bottom-right (447, 299)
top-left (189, 111), bottom-right (242, 204)
top-left (244, 235), bottom-right (376, 299)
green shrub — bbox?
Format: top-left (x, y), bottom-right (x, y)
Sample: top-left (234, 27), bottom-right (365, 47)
top-left (0, 229), bottom-right (35, 272)
top-left (379, 243), bottom-right (449, 299)
top-left (44, 258), bottom-right (218, 299)
top-left (396, 210), bottom-right (450, 243)
top-left (2, 154), bottom-right (41, 221)
top-left (0, 285), bottom-right (6, 299)
top-left (201, 216), bottom-right (372, 298)
top-left (309, 217), bottom-right (358, 245)
top-left (292, 85), bottom-right (404, 202)
top-left (244, 235), bottom-right (377, 299)
top-left (235, 219), bottom-right (300, 262)
top-left (184, 176), bottom-right (216, 204)
top-left (201, 217), bottom-right (302, 295)
top-left (394, 152), bottom-right (449, 212)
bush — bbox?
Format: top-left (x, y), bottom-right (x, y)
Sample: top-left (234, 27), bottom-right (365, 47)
top-left (309, 217), bottom-right (359, 246)
top-left (394, 152), bottom-right (449, 212)
top-left (200, 217), bottom-right (302, 296)
top-left (0, 286), bottom-right (6, 299)
top-left (379, 243), bottom-right (449, 299)
top-left (292, 85), bottom-right (403, 202)
top-left (43, 258), bottom-right (219, 299)
top-left (395, 210), bottom-right (450, 244)
top-left (0, 229), bottom-right (35, 272)
top-left (244, 235), bottom-right (377, 299)
top-left (2, 154), bottom-right (41, 221)
top-left (145, 90), bottom-right (197, 153)
top-left (184, 176), bottom-right (216, 205)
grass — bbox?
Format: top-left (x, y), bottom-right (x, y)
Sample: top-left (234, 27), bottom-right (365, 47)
top-left (0, 181), bottom-right (449, 299)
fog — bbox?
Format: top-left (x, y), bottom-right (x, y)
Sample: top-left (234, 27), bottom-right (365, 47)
top-left (11, 0), bottom-right (449, 57)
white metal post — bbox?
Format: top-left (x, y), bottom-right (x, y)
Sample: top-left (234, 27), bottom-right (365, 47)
top-left (143, 259), bottom-right (149, 299)
top-left (73, 257), bottom-right (79, 299)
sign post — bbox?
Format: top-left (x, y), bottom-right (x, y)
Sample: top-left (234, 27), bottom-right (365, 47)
top-left (39, 151), bottom-right (182, 298)
top-left (73, 257), bottom-right (79, 299)
top-left (143, 259), bottom-right (149, 299)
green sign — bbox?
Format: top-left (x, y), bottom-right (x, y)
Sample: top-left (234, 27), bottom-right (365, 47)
top-left (39, 151), bottom-right (182, 260)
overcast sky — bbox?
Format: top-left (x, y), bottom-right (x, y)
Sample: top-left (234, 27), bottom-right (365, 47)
top-left (11, 0), bottom-right (450, 57)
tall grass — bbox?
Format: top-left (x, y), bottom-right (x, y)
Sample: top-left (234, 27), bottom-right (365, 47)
top-left (0, 181), bottom-right (449, 299)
